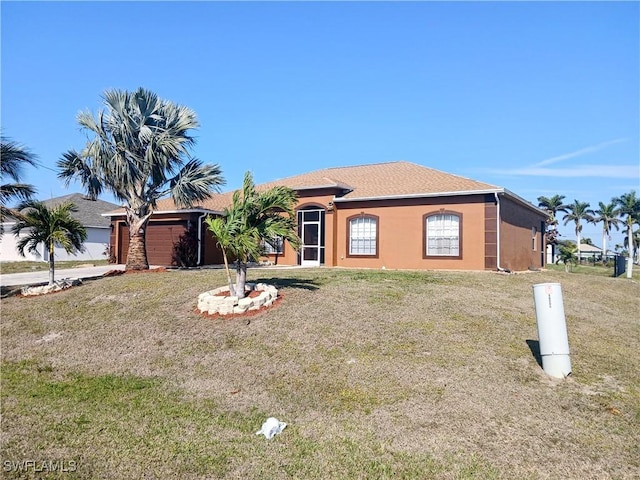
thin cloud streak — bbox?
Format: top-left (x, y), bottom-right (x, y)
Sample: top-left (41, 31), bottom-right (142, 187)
top-left (534, 138), bottom-right (628, 167)
top-left (490, 164), bottom-right (639, 178)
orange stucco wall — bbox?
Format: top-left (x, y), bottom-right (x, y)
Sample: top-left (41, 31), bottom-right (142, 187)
top-left (110, 192), bottom-right (546, 272)
top-left (268, 194), bottom-right (492, 270)
top-left (333, 196), bottom-right (488, 270)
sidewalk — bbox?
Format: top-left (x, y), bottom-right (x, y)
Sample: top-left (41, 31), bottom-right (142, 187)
top-left (0, 264), bottom-right (126, 287)
top-left (1, 263), bottom-right (312, 288)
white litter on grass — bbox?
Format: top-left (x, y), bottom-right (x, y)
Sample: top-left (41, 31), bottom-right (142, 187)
top-left (255, 417), bottom-right (287, 439)
top-left (36, 332), bottom-right (63, 344)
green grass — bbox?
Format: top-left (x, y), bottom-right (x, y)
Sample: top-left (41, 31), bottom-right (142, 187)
top-left (1, 267), bottom-right (638, 479)
top-left (1, 360), bottom-right (478, 479)
top-left (1, 360), bottom-right (262, 478)
top-left (546, 262), bottom-right (640, 279)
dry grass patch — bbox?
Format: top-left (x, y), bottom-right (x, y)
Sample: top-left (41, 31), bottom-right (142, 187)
top-left (1, 267), bottom-right (638, 479)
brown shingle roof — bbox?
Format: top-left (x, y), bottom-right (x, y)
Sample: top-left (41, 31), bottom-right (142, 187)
top-left (153, 161), bottom-right (501, 212)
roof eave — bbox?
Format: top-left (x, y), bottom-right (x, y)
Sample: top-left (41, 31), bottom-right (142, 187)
top-left (500, 189), bottom-right (550, 217)
top-left (101, 208), bottom-right (223, 217)
top-left (293, 183), bottom-right (353, 193)
top-left (333, 188), bottom-right (504, 203)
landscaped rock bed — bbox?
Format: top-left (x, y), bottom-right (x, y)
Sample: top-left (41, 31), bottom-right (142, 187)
top-left (198, 283), bottom-right (278, 316)
top-left (21, 278), bottom-right (82, 297)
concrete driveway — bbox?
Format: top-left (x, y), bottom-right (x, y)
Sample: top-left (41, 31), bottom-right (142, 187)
top-left (0, 264), bottom-right (126, 287)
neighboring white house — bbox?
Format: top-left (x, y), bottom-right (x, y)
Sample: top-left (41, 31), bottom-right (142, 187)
top-left (576, 243), bottom-right (604, 261)
top-left (547, 242), bottom-right (604, 264)
top-left (0, 193), bottom-right (119, 262)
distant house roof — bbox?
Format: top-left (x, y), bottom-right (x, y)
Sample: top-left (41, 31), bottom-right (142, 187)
top-left (39, 193), bottom-right (119, 228)
top-left (577, 243), bottom-right (602, 253)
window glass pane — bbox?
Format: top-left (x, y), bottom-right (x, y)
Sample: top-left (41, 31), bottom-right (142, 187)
top-left (305, 210), bottom-right (320, 222)
top-left (349, 217), bottom-right (377, 255)
top-left (304, 223), bottom-right (319, 245)
top-left (426, 214), bottom-right (460, 256)
top-left (263, 236), bottom-right (283, 254)
top-left (303, 247), bottom-right (318, 261)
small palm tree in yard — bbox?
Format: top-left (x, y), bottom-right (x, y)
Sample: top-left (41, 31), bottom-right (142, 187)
top-left (615, 190), bottom-right (640, 278)
top-left (58, 88), bottom-right (225, 270)
top-left (562, 199), bottom-right (594, 263)
top-left (556, 242), bottom-right (578, 273)
top-left (205, 171), bottom-right (300, 299)
top-left (12, 200), bottom-right (87, 285)
top-left (537, 194), bottom-right (568, 261)
top-left (0, 136), bottom-right (37, 236)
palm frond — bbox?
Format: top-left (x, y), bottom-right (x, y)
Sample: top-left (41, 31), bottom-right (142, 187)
top-left (168, 160), bottom-right (224, 209)
top-left (1, 136), bottom-right (37, 182)
top-left (0, 183), bottom-right (37, 205)
top-left (57, 150), bottom-right (104, 200)
top-left (12, 200), bottom-right (87, 257)
top-left (0, 136), bottom-right (38, 228)
top-left (61, 87), bottom-right (223, 269)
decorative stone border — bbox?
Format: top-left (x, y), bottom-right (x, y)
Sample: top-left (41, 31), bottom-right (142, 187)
top-left (21, 278), bottom-right (82, 297)
top-left (197, 283), bottom-right (278, 316)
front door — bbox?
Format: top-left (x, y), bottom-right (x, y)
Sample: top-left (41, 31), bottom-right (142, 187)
top-left (298, 208), bottom-right (325, 267)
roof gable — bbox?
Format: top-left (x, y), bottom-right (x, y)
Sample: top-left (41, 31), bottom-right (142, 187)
top-left (38, 193), bottom-right (119, 228)
top-left (273, 161), bottom-right (499, 200)
top-left (154, 161), bottom-right (502, 212)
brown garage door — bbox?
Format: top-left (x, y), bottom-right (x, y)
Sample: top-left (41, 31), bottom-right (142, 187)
top-left (117, 221), bottom-right (189, 266)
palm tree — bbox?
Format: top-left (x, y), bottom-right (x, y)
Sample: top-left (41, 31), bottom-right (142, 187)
top-left (537, 194), bottom-right (568, 261)
top-left (57, 88), bottom-right (225, 270)
top-left (592, 201), bottom-right (621, 259)
top-left (1, 136), bottom-right (37, 235)
top-left (614, 190), bottom-right (640, 278)
top-left (562, 200), bottom-right (594, 263)
top-left (12, 200), bottom-right (87, 285)
top-left (626, 230), bottom-right (640, 265)
top-left (556, 242), bottom-right (577, 273)
top-left (204, 171), bottom-right (301, 299)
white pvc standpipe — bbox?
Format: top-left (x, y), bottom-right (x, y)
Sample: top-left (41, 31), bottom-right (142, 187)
top-left (533, 283), bottom-right (572, 379)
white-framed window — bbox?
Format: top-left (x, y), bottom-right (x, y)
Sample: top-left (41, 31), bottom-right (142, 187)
top-left (263, 236), bottom-right (284, 255)
top-left (532, 226), bottom-right (537, 251)
top-left (349, 215), bottom-right (378, 256)
top-left (425, 213), bottom-right (460, 257)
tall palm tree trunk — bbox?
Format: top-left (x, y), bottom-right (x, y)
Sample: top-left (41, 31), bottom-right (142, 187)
top-left (626, 225), bottom-right (634, 279)
top-left (576, 231), bottom-right (582, 264)
top-left (125, 211), bottom-right (152, 270)
top-left (127, 231), bottom-right (149, 270)
top-left (48, 240), bottom-right (55, 286)
top-left (235, 262), bottom-right (248, 299)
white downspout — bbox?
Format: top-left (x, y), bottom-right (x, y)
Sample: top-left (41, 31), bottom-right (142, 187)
top-left (494, 192), bottom-right (501, 270)
top-left (197, 213), bottom-right (207, 266)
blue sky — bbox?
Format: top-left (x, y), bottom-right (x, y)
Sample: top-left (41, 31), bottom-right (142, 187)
top-left (2, 1), bottom-right (638, 249)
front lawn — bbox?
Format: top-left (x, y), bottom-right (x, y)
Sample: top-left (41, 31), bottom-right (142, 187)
top-left (1, 268), bottom-right (638, 479)
top-left (546, 262), bottom-right (640, 279)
